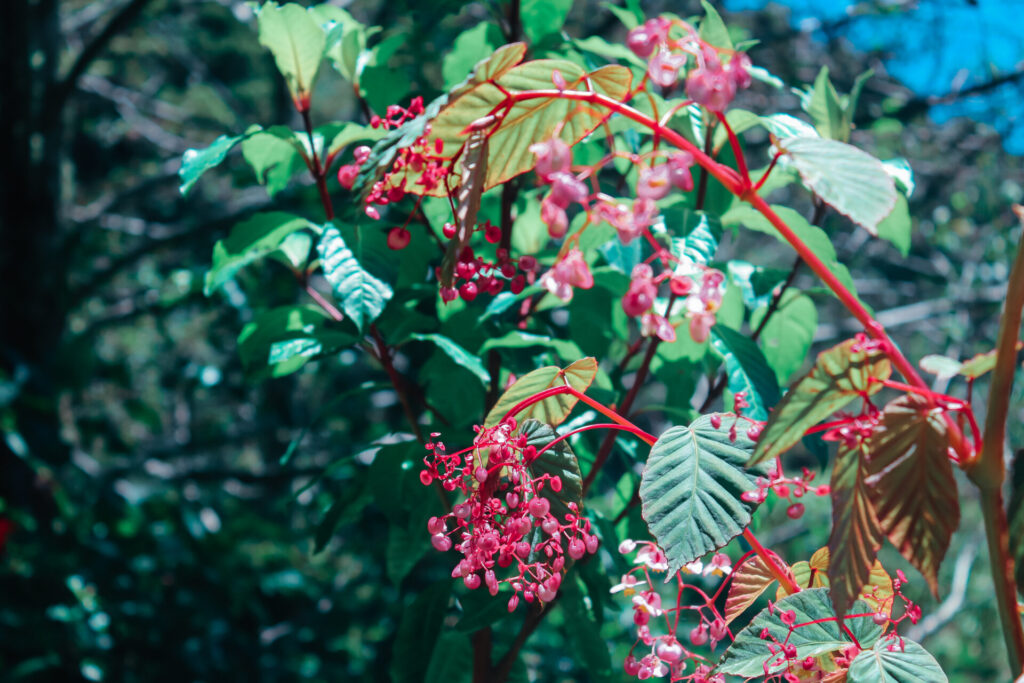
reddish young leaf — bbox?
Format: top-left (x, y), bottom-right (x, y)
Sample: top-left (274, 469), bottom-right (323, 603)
top-left (865, 394), bottom-right (959, 595)
top-left (829, 440), bottom-right (885, 620)
top-left (725, 549), bottom-right (794, 625)
top-left (750, 337), bottom-right (891, 465)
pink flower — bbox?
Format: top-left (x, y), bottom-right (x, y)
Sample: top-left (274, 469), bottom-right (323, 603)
top-left (548, 172), bottom-right (589, 208)
top-left (648, 47), bottom-right (687, 89)
top-left (626, 17), bottom-right (671, 58)
top-left (642, 313), bottom-right (676, 342)
top-left (529, 137), bottom-right (572, 180)
top-left (540, 248), bottom-right (594, 301)
top-left (686, 60), bottom-right (737, 111)
top-left (668, 153), bottom-right (695, 192)
top-left (636, 543), bottom-right (669, 572)
top-left (541, 196), bottom-right (569, 238)
top-left (610, 573), bottom-right (647, 595)
top-left (637, 163), bottom-right (672, 200)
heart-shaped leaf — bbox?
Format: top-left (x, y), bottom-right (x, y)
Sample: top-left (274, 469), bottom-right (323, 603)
top-left (483, 357), bottom-right (599, 428)
top-left (848, 638), bottom-right (948, 682)
top-left (256, 2), bottom-right (327, 101)
top-left (750, 337), bottom-right (891, 465)
top-left (865, 395), bottom-right (958, 595)
top-left (640, 415), bottom-right (770, 575)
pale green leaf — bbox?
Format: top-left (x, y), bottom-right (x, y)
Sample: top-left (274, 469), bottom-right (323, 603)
top-left (179, 132), bottom-right (246, 195)
top-left (699, 0), bottom-right (733, 49)
top-left (751, 291), bottom-right (818, 386)
top-left (919, 354), bottom-right (963, 380)
top-left (478, 331), bottom-right (584, 362)
top-left (877, 194), bottom-right (912, 256)
top-left (521, 0), bottom-right (573, 44)
top-left (410, 333), bottom-right (490, 386)
top-left (237, 306), bottom-right (356, 378)
top-left (777, 136), bottom-right (899, 236)
top-left (317, 225), bottom-right (393, 332)
top-left (205, 212), bottom-right (318, 295)
top-left (256, 2), bottom-right (327, 99)
top-left (241, 125), bottom-right (306, 196)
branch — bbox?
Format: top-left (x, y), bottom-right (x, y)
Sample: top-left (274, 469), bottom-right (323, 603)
top-left (51, 0), bottom-right (153, 112)
top-left (878, 66), bottom-right (1024, 124)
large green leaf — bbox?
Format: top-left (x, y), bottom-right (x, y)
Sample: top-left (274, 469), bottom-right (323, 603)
top-left (750, 337), bottom-right (891, 465)
top-left (483, 357), bottom-right (598, 428)
top-left (521, 0), bottom-right (573, 44)
top-left (423, 632), bottom-right (472, 683)
top-left (751, 291), bottom-right (818, 386)
top-left (237, 306), bottom-right (355, 379)
top-left (718, 588), bottom-right (878, 677)
top-left (241, 125), bottom-right (307, 196)
top-left (478, 330), bottom-right (584, 363)
top-left (179, 133), bottom-right (246, 195)
top-left (721, 204), bottom-right (858, 298)
top-left (640, 415), bottom-right (770, 574)
top-left (828, 440), bottom-right (885, 620)
top-left (205, 212), bottom-right (317, 295)
top-left (520, 419), bottom-right (583, 522)
top-left (317, 225), bottom-right (393, 332)
top-left (410, 333), bottom-right (490, 386)
top-left (877, 194), bottom-right (912, 257)
top-left (699, 0), bottom-right (733, 49)
top-left (669, 210), bottom-right (721, 266)
top-left (710, 325), bottom-right (781, 421)
top-left (776, 136), bottom-right (898, 236)
top-left (390, 584), bottom-right (451, 683)
top-left (443, 23), bottom-right (504, 89)
top-left (362, 45), bottom-right (631, 197)
top-left (806, 66), bottom-right (844, 140)
top-left (848, 638), bottom-right (948, 682)
top-left (560, 575), bottom-right (614, 682)
top-left (256, 2), bottom-right (327, 101)
top-left (865, 395), bottom-right (958, 595)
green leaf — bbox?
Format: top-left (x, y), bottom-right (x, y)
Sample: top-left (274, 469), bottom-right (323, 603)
top-left (521, 0), bottom-right (573, 44)
top-left (759, 113), bottom-right (819, 140)
top-left (670, 210), bottom-right (721, 266)
top-left (828, 441), bottom-right (885, 620)
top-left (848, 638), bottom-right (948, 682)
top-left (751, 291), bottom-right (818, 386)
top-left (724, 549), bottom-right (794, 625)
top-left (179, 133), bottom-right (246, 195)
top-left (777, 136), bottom-right (899, 236)
top-left (256, 2), bottom-right (326, 101)
top-left (699, 0), bottom-right (733, 49)
top-left (325, 122), bottom-right (385, 159)
top-left (959, 343), bottom-right (1023, 378)
top-left (483, 357), bottom-right (599, 428)
top-left (206, 212), bottom-right (318, 295)
top-left (241, 126), bottom-right (306, 196)
top-left (865, 395), bottom-right (959, 595)
top-left (721, 204), bottom-right (858, 298)
top-left (877, 194), bottom-right (912, 256)
top-left (423, 632), bottom-right (472, 683)
top-left (391, 584), bottom-right (451, 683)
top-left (478, 331), bottom-right (584, 362)
top-left (455, 589), bottom-right (512, 633)
top-left (710, 325), bottom-right (781, 422)
top-left (882, 157), bottom-right (915, 197)
top-left (718, 588), bottom-right (876, 677)
top-left (442, 23), bottom-right (503, 89)
top-left (572, 36), bottom-right (646, 68)
top-left (919, 354), bottom-right (964, 380)
top-left (520, 419), bottom-right (584, 522)
top-left (410, 333), bottom-right (490, 386)
top-left (317, 225), bottom-right (393, 332)
top-left (561, 575), bottom-right (614, 681)
top-left (640, 414), bottom-right (770, 574)
top-left (806, 66), bottom-right (845, 140)
top-left (237, 306), bottom-right (356, 379)
top-left (750, 336), bottom-right (891, 465)
top-left (386, 525), bottom-right (429, 585)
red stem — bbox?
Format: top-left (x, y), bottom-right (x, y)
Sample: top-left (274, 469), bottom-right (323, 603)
top-left (742, 528), bottom-right (800, 595)
top-left (501, 385), bottom-right (656, 444)
top-left (714, 111), bottom-right (751, 186)
top-left (533, 423), bottom-right (654, 458)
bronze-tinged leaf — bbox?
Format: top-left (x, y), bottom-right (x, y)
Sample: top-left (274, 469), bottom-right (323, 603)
top-left (440, 129), bottom-right (488, 288)
top-left (829, 441), bottom-right (885, 620)
top-left (750, 337), bottom-right (891, 465)
top-left (864, 394), bottom-right (959, 595)
top-left (776, 557), bottom-right (828, 601)
top-left (725, 549), bottom-right (794, 624)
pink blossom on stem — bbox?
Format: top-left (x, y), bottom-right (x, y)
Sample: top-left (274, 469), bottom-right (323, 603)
top-left (648, 47), bottom-right (687, 89)
top-left (529, 137), bottom-right (572, 180)
top-left (540, 248), bottom-right (594, 301)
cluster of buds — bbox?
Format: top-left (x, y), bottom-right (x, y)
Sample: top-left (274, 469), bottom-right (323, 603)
top-left (420, 420), bottom-right (599, 611)
top-left (627, 17), bottom-right (752, 110)
top-left (612, 540), bottom-right (731, 681)
top-left (739, 458), bottom-right (830, 519)
top-left (438, 243), bottom-right (536, 303)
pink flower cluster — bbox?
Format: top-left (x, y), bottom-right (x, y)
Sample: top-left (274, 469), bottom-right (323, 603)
top-left (626, 17), bottom-right (753, 110)
top-left (531, 137), bottom-right (590, 239)
top-left (539, 248), bottom-right (593, 302)
top-left (420, 420), bottom-right (599, 611)
top-left (613, 539), bottom-right (732, 681)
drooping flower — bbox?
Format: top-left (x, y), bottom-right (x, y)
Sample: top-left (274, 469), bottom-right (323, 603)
top-left (540, 248), bottom-right (594, 301)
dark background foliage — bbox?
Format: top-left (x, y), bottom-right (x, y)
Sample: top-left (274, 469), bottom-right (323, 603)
top-left (2, 0), bottom-right (1022, 680)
